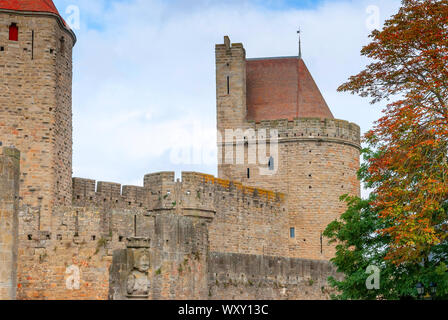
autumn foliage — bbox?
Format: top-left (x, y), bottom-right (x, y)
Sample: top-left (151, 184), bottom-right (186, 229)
top-left (339, 0), bottom-right (448, 265)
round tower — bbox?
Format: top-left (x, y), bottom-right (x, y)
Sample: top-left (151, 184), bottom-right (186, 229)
top-left (216, 37), bottom-right (361, 261)
top-left (0, 1), bottom-right (76, 231)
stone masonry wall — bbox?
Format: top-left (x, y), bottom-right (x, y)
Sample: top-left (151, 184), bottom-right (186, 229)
top-left (218, 118), bottom-right (361, 261)
top-left (109, 214), bottom-right (210, 300)
top-left (74, 171), bottom-right (289, 258)
top-left (143, 171), bottom-right (289, 257)
top-left (16, 205), bottom-right (210, 300)
top-left (204, 175), bottom-right (289, 257)
top-left (208, 252), bottom-right (342, 300)
top-left (16, 171), bottom-right (292, 299)
top-left (0, 147), bottom-right (20, 300)
top-left (0, 12), bottom-right (74, 232)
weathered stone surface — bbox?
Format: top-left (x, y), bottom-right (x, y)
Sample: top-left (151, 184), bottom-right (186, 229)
top-left (0, 148), bottom-right (20, 300)
top-left (0, 11), bottom-right (74, 232)
top-left (208, 252), bottom-right (342, 300)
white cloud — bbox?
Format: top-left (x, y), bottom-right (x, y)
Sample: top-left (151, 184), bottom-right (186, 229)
top-left (54, 0), bottom-right (401, 189)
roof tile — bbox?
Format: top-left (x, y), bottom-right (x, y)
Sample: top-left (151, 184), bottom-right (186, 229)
top-left (246, 57), bottom-right (334, 121)
top-left (0, 0), bottom-right (61, 17)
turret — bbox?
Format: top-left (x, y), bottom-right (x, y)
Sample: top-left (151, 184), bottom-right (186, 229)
top-left (215, 36), bottom-right (247, 132)
top-left (215, 36), bottom-right (361, 260)
top-left (0, 0), bottom-right (76, 231)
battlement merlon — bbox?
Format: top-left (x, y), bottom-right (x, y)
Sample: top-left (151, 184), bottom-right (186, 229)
top-left (218, 117), bottom-right (361, 149)
top-left (72, 177), bottom-right (148, 208)
top-left (215, 36), bottom-right (246, 59)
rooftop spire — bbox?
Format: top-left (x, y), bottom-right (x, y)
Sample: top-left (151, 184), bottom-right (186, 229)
top-left (297, 28), bottom-right (302, 59)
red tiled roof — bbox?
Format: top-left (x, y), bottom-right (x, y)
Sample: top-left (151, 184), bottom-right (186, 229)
top-left (246, 57), bottom-right (334, 122)
top-left (0, 0), bottom-right (61, 17)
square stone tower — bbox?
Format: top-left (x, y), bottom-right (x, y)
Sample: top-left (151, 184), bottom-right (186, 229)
top-left (0, 1), bottom-right (76, 231)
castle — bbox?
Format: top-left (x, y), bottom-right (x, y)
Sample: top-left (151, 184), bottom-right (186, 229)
top-left (0, 1), bottom-right (360, 300)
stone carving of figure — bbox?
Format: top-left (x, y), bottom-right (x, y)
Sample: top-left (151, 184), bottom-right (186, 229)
top-left (126, 250), bottom-right (151, 297)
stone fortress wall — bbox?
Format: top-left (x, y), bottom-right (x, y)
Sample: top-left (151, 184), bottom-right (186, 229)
top-left (0, 5), bottom-right (360, 300)
top-left (3, 157), bottom-right (339, 300)
top-left (71, 170), bottom-right (288, 258)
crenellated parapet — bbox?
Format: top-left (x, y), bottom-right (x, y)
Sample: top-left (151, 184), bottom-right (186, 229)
top-left (72, 170), bottom-right (285, 218)
top-left (72, 178), bottom-right (148, 209)
top-left (243, 117), bottom-right (361, 148)
top-left (141, 171), bottom-right (285, 218)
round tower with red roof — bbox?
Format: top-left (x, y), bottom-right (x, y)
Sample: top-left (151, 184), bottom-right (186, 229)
top-left (216, 36), bottom-right (361, 261)
top-left (0, 0), bottom-right (76, 232)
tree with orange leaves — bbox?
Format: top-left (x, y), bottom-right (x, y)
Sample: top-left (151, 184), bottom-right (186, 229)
top-left (339, 0), bottom-right (448, 266)
top-left (323, 0), bottom-right (448, 300)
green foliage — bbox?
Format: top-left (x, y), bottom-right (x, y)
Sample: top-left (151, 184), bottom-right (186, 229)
top-left (324, 149), bottom-right (448, 300)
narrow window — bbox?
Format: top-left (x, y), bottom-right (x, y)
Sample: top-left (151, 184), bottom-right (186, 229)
top-left (290, 227), bottom-right (295, 238)
top-left (9, 23), bottom-right (18, 41)
top-left (320, 233), bottom-right (323, 254)
top-left (60, 37), bottom-right (65, 54)
top-left (247, 168), bottom-right (250, 179)
top-left (268, 156), bottom-right (274, 171)
top-left (227, 76), bottom-right (230, 94)
top-left (31, 30), bottom-right (34, 60)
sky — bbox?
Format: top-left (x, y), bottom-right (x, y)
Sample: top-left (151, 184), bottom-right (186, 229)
top-left (52, 0), bottom-right (402, 194)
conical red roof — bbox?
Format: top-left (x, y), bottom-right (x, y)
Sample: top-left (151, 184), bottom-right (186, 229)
top-left (0, 0), bottom-right (61, 17)
top-left (246, 57), bottom-right (334, 121)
